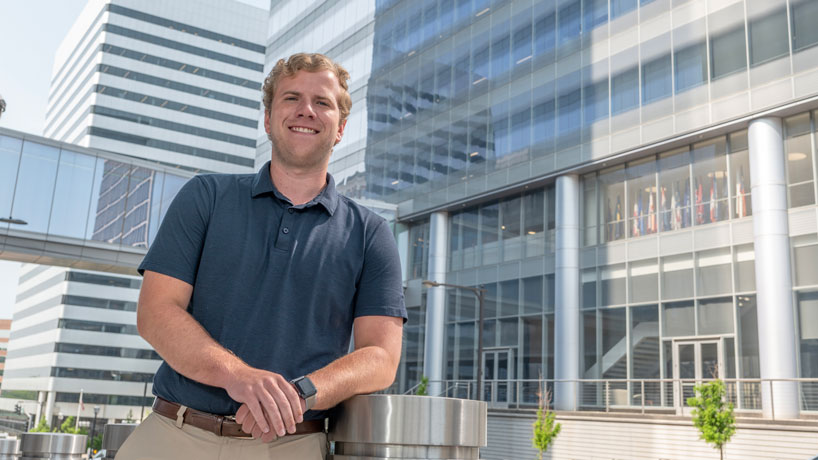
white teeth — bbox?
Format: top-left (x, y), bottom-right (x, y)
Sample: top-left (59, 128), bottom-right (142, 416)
top-left (290, 127), bottom-right (316, 134)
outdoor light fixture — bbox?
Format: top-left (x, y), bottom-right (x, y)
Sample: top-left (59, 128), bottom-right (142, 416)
top-left (0, 93), bottom-right (6, 119)
top-left (0, 217), bottom-right (28, 225)
top-left (422, 280), bottom-right (486, 401)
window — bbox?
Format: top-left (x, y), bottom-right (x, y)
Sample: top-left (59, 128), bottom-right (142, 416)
top-left (481, 203), bottom-right (500, 265)
top-left (784, 114), bottom-right (815, 208)
top-left (611, 0), bottom-right (637, 19)
top-left (642, 55), bottom-right (672, 104)
top-left (582, 174), bottom-right (598, 246)
top-left (601, 264), bottom-right (626, 306)
top-left (630, 259), bottom-right (658, 303)
top-left (523, 191), bottom-right (545, 257)
top-left (658, 147), bottom-right (692, 231)
top-left (792, 0), bottom-right (818, 52)
top-left (674, 43), bottom-right (706, 93)
top-left (627, 157), bottom-right (658, 237)
top-left (582, 0), bottom-right (608, 31)
top-left (557, 1), bottom-right (581, 46)
top-left (599, 167), bottom-right (626, 242)
top-left (710, 26), bottom-right (747, 79)
top-left (749, 9), bottom-right (789, 66)
top-left (691, 138), bottom-right (729, 225)
top-left (501, 197), bottom-right (522, 261)
top-left (611, 68), bottom-right (639, 115)
top-left (729, 131), bottom-right (752, 218)
top-left (696, 248), bottom-right (732, 296)
top-left (583, 79), bottom-right (609, 124)
top-left (662, 254), bottom-right (694, 300)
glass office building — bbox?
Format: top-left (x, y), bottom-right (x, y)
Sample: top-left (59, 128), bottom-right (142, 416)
top-left (365, 0), bottom-right (818, 418)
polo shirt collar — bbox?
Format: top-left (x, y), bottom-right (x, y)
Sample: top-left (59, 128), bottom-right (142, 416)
top-left (251, 161), bottom-right (339, 216)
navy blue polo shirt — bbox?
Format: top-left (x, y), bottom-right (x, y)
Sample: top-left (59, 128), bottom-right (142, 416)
top-left (138, 161), bottom-right (406, 419)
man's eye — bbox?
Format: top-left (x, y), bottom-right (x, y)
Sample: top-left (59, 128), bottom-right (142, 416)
top-left (317, 101), bottom-right (330, 107)
top-left (285, 96), bottom-right (297, 101)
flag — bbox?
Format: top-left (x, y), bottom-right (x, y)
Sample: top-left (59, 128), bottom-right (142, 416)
top-left (660, 186), bottom-right (668, 231)
top-left (648, 191), bottom-right (656, 233)
top-left (638, 192), bottom-right (645, 236)
top-left (670, 183), bottom-right (679, 230)
top-left (633, 201), bottom-right (639, 237)
top-left (695, 179), bottom-right (704, 225)
top-left (605, 197), bottom-right (612, 240)
top-left (683, 181), bottom-right (691, 227)
top-left (615, 196), bottom-right (622, 239)
top-left (736, 167), bottom-right (747, 218)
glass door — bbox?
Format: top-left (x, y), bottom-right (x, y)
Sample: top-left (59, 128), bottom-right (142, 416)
top-left (673, 339), bottom-right (723, 413)
top-left (482, 348), bottom-right (514, 407)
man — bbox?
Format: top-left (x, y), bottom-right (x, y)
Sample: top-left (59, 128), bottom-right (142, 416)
top-left (116, 53), bottom-right (406, 459)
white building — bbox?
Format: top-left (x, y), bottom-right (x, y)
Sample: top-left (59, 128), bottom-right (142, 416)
top-left (45, 0), bottom-right (266, 174)
top-left (0, 0), bottom-right (266, 427)
top-left (4, 265), bottom-right (151, 424)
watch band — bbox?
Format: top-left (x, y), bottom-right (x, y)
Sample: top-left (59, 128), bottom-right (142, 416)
top-left (290, 376), bottom-right (317, 411)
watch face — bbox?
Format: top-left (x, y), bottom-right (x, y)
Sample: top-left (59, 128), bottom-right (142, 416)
top-left (295, 377), bottom-right (317, 397)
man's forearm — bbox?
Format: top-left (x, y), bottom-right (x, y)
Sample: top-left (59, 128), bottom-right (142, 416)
top-left (308, 345), bottom-right (398, 411)
top-left (137, 300), bottom-right (244, 389)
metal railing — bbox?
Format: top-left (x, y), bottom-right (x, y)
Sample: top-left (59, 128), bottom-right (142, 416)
top-left (391, 378), bottom-right (818, 420)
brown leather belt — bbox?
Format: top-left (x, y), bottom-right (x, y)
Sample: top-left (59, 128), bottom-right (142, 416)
top-left (152, 397), bottom-right (324, 438)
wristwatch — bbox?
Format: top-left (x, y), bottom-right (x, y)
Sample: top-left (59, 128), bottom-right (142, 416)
top-left (290, 376), bottom-right (317, 411)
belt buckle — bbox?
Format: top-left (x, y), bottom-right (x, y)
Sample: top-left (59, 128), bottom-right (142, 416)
top-left (216, 415), bottom-right (225, 436)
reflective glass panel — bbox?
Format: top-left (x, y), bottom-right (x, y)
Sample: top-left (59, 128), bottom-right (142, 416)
top-left (627, 158), bottom-right (658, 237)
top-left (631, 305), bottom-right (660, 378)
top-left (500, 279), bottom-right (519, 317)
top-left (691, 138), bottom-right (728, 225)
top-left (599, 167), bottom-right (626, 242)
top-left (523, 190), bottom-right (545, 257)
top-left (12, 142), bottom-right (60, 233)
top-left (583, 310), bottom-right (597, 377)
top-left (749, 8), bottom-right (789, 66)
top-left (710, 26), bottom-right (747, 79)
top-left (696, 248), bottom-right (732, 296)
top-left (481, 203), bottom-right (499, 265)
top-left (658, 147), bottom-right (692, 231)
top-left (501, 196), bottom-right (522, 261)
top-left (784, 114), bottom-right (815, 208)
top-left (48, 150), bottom-right (96, 239)
top-left (630, 259), bottom-right (658, 303)
top-left (663, 301), bottom-right (694, 337)
top-left (729, 131), bottom-right (752, 218)
top-left (738, 295), bottom-right (759, 378)
top-left (698, 297), bottom-right (734, 335)
top-left (792, 0), bottom-right (818, 52)
top-left (522, 276), bottom-right (543, 315)
top-left (601, 264), bottom-right (626, 306)
top-left (601, 308), bottom-right (627, 378)
top-left (522, 316), bottom-right (543, 379)
top-left (0, 135), bottom-right (22, 219)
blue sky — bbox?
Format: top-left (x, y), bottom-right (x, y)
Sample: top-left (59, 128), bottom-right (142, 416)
top-left (0, 0), bottom-right (268, 319)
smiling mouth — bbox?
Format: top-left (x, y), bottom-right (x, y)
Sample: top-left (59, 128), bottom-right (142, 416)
top-left (290, 126), bottom-right (318, 134)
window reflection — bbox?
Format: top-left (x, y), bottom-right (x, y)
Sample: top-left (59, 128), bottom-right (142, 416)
top-left (48, 150), bottom-right (96, 239)
top-left (0, 135), bottom-right (23, 218)
top-left (692, 139), bottom-right (729, 225)
top-left (13, 142), bottom-right (60, 233)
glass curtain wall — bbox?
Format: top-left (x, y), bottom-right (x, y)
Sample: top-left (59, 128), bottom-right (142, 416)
top-left (582, 131), bottom-right (751, 245)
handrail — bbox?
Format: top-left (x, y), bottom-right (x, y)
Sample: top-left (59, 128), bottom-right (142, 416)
top-left (392, 377), bottom-right (818, 420)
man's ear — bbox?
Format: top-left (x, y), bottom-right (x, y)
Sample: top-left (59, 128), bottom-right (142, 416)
top-left (264, 108), bottom-right (272, 137)
top-left (335, 119), bottom-right (347, 145)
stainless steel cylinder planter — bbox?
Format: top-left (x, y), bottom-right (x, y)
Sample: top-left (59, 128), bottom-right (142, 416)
top-left (0, 438), bottom-right (19, 459)
top-left (102, 424), bottom-right (137, 459)
top-left (329, 395), bottom-right (486, 460)
top-left (19, 433), bottom-right (86, 460)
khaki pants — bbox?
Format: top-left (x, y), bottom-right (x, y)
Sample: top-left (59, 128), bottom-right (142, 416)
top-left (115, 413), bottom-right (327, 460)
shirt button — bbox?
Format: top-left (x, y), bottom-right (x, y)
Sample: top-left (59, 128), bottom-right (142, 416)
top-left (288, 208), bottom-right (295, 214)
top-left (282, 227), bottom-right (289, 234)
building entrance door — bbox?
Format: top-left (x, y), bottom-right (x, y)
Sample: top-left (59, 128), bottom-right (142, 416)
top-left (482, 348), bottom-right (514, 407)
top-left (673, 339), bottom-right (723, 414)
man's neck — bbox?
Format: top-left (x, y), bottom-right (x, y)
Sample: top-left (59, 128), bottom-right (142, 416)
top-left (268, 158), bottom-right (328, 206)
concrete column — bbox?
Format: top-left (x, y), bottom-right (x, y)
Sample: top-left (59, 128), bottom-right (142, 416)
top-left (43, 391), bottom-right (55, 427)
top-left (748, 117), bottom-right (799, 419)
top-left (35, 391), bottom-right (45, 424)
top-left (423, 212), bottom-right (449, 397)
top-left (555, 175), bottom-right (580, 411)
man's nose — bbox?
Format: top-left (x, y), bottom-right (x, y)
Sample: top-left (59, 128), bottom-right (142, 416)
top-left (295, 99), bottom-right (316, 118)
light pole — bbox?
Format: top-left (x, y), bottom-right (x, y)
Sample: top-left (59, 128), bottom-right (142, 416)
top-left (0, 217), bottom-right (27, 225)
top-left (422, 280), bottom-right (486, 400)
top-left (89, 406), bottom-right (100, 458)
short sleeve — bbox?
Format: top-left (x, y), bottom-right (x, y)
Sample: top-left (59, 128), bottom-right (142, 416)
top-left (354, 219), bottom-right (408, 322)
top-left (138, 175), bottom-right (212, 285)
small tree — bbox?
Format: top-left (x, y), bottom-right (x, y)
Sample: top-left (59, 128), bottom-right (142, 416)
top-left (415, 376), bottom-right (429, 396)
top-left (687, 380), bottom-right (736, 460)
top-left (125, 409), bottom-right (136, 423)
top-left (532, 380), bottom-right (561, 460)
top-left (59, 416), bottom-right (85, 434)
top-left (30, 417), bottom-right (51, 432)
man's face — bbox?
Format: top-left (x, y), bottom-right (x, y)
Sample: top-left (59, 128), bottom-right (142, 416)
top-left (264, 70), bottom-right (346, 170)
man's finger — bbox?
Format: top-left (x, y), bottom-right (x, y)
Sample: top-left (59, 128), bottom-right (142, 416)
top-left (270, 383), bottom-right (297, 434)
top-left (241, 413), bottom-right (256, 434)
top-left (283, 382), bottom-right (304, 425)
top-left (235, 404), bottom-right (250, 425)
top-left (258, 387), bottom-right (286, 437)
top-left (245, 400), bottom-right (270, 433)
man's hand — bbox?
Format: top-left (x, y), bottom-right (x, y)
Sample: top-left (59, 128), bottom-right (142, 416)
top-left (225, 367), bottom-right (304, 439)
top-left (235, 398), bottom-right (306, 443)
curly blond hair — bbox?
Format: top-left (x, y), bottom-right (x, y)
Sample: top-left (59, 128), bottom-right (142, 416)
top-left (262, 53), bottom-right (351, 123)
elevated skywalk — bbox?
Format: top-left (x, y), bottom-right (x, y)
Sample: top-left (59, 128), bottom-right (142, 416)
top-left (0, 127), bottom-right (195, 274)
